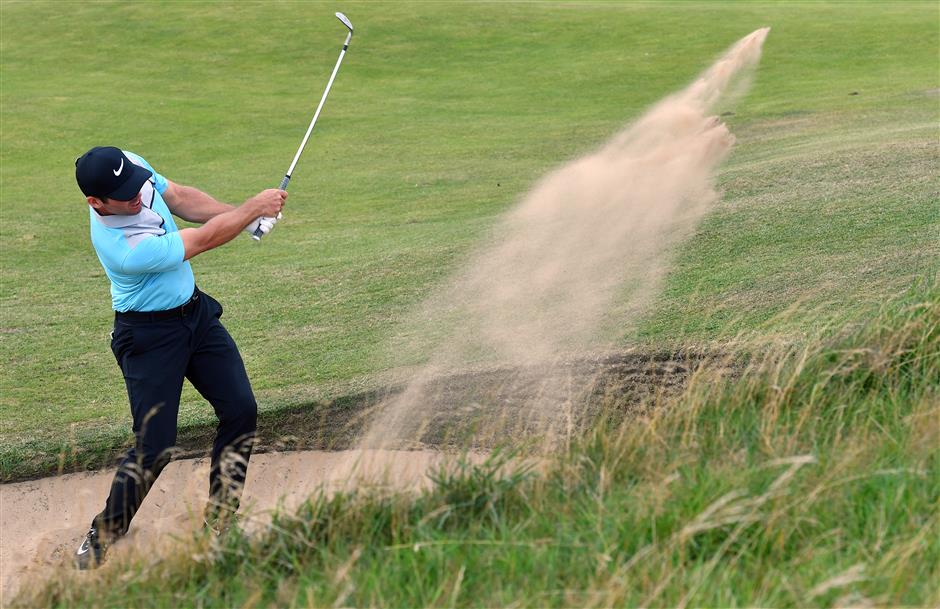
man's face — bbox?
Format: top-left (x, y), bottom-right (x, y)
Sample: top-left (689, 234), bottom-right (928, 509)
top-left (88, 191), bottom-right (143, 216)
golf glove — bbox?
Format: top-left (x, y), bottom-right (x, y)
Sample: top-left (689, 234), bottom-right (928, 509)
top-left (245, 216), bottom-right (277, 237)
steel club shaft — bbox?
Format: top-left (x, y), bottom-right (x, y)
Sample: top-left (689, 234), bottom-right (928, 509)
top-left (253, 12), bottom-right (354, 240)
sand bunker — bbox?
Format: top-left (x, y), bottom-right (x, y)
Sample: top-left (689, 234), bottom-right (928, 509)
top-left (0, 449), bottom-right (461, 606)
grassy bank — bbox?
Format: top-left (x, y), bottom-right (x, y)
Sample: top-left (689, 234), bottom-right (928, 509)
top-left (19, 286), bottom-right (939, 608)
top-left (1, 2), bottom-right (937, 478)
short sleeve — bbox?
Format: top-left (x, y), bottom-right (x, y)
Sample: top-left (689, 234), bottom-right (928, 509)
top-left (120, 232), bottom-right (185, 274)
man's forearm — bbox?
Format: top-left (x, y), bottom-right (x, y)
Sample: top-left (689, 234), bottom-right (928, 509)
top-left (180, 205), bottom-right (259, 260)
top-left (176, 188), bottom-right (285, 261)
top-left (166, 182), bottom-right (235, 223)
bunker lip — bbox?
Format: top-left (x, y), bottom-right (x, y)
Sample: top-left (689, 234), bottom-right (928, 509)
top-left (2, 349), bottom-right (733, 484)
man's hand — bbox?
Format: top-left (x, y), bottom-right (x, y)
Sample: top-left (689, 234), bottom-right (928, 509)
top-left (246, 189), bottom-right (287, 241)
top-left (244, 189), bottom-right (287, 241)
top-left (244, 189), bottom-right (287, 219)
top-left (244, 216), bottom-right (277, 238)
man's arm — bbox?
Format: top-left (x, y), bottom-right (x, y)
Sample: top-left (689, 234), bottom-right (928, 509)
top-left (179, 189), bottom-right (286, 260)
top-left (163, 180), bottom-right (234, 223)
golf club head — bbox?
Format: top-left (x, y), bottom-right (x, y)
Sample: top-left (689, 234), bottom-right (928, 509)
top-left (336, 12), bottom-right (353, 33)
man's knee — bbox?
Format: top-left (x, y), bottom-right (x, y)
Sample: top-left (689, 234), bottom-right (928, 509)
top-left (130, 439), bottom-right (176, 478)
top-left (220, 393), bottom-right (257, 431)
top-left (133, 404), bottom-right (178, 464)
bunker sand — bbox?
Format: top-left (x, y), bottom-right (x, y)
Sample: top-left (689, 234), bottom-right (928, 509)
top-left (1, 449), bottom-right (457, 606)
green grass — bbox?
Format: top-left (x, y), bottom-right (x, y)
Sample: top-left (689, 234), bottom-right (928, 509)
top-left (18, 285), bottom-right (939, 608)
top-left (1, 3), bottom-right (937, 472)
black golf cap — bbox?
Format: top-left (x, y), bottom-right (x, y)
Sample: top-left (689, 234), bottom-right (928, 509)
top-left (75, 146), bottom-right (152, 200)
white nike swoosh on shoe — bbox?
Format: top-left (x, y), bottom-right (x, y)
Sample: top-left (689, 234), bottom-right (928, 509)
top-left (113, 159), bottom-right (124, 176)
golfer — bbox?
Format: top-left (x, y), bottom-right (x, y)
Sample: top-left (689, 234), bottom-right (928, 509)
top-left (73, 146), bottom-right (286, 569)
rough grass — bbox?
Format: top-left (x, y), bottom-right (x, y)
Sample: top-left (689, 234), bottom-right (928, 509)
top-left (17, 284), bottom-right (939, 608)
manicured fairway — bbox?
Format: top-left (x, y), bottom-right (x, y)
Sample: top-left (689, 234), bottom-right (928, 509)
top-left (0, 1), bottom-right (937, 478)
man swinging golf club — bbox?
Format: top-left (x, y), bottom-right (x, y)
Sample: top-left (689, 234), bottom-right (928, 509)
top-left (73, 146), bottom-right (286, 569)
top-left (72, 11), bottom-right (353, 570)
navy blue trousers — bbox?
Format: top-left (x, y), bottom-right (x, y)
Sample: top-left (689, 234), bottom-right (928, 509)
top-left (94, 288), bottom-right (257, 537)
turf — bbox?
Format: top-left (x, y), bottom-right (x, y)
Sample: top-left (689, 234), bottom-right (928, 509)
top-left (0, 1), bottom-right (937, 478)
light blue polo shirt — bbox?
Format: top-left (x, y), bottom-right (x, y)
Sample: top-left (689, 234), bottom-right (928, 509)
top-left (89, 151), bottom-right (195, 312)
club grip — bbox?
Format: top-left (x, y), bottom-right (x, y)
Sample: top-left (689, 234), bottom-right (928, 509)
top-left (251, 176), bottom-right (291, 240)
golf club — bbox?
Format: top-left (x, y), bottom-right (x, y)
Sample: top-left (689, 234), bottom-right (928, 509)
top-left (253, 11), bottom-right (355, 240)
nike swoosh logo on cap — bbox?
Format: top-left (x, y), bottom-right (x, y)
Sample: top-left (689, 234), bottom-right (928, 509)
top-left (113, 159), bottom-right (124, 176)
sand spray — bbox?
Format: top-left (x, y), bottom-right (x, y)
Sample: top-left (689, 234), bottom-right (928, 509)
top-left (358, 28), bottom-right (771, 452)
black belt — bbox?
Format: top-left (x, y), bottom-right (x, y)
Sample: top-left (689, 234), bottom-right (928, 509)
top-left (116, 289), bottom-right (200, 322)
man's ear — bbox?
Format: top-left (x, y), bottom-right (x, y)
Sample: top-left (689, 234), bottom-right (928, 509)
top-left (87, 196), bottom-right (105, 210)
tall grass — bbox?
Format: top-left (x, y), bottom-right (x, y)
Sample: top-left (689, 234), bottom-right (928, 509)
top-left (20, 286), bottom-right (938, 608)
